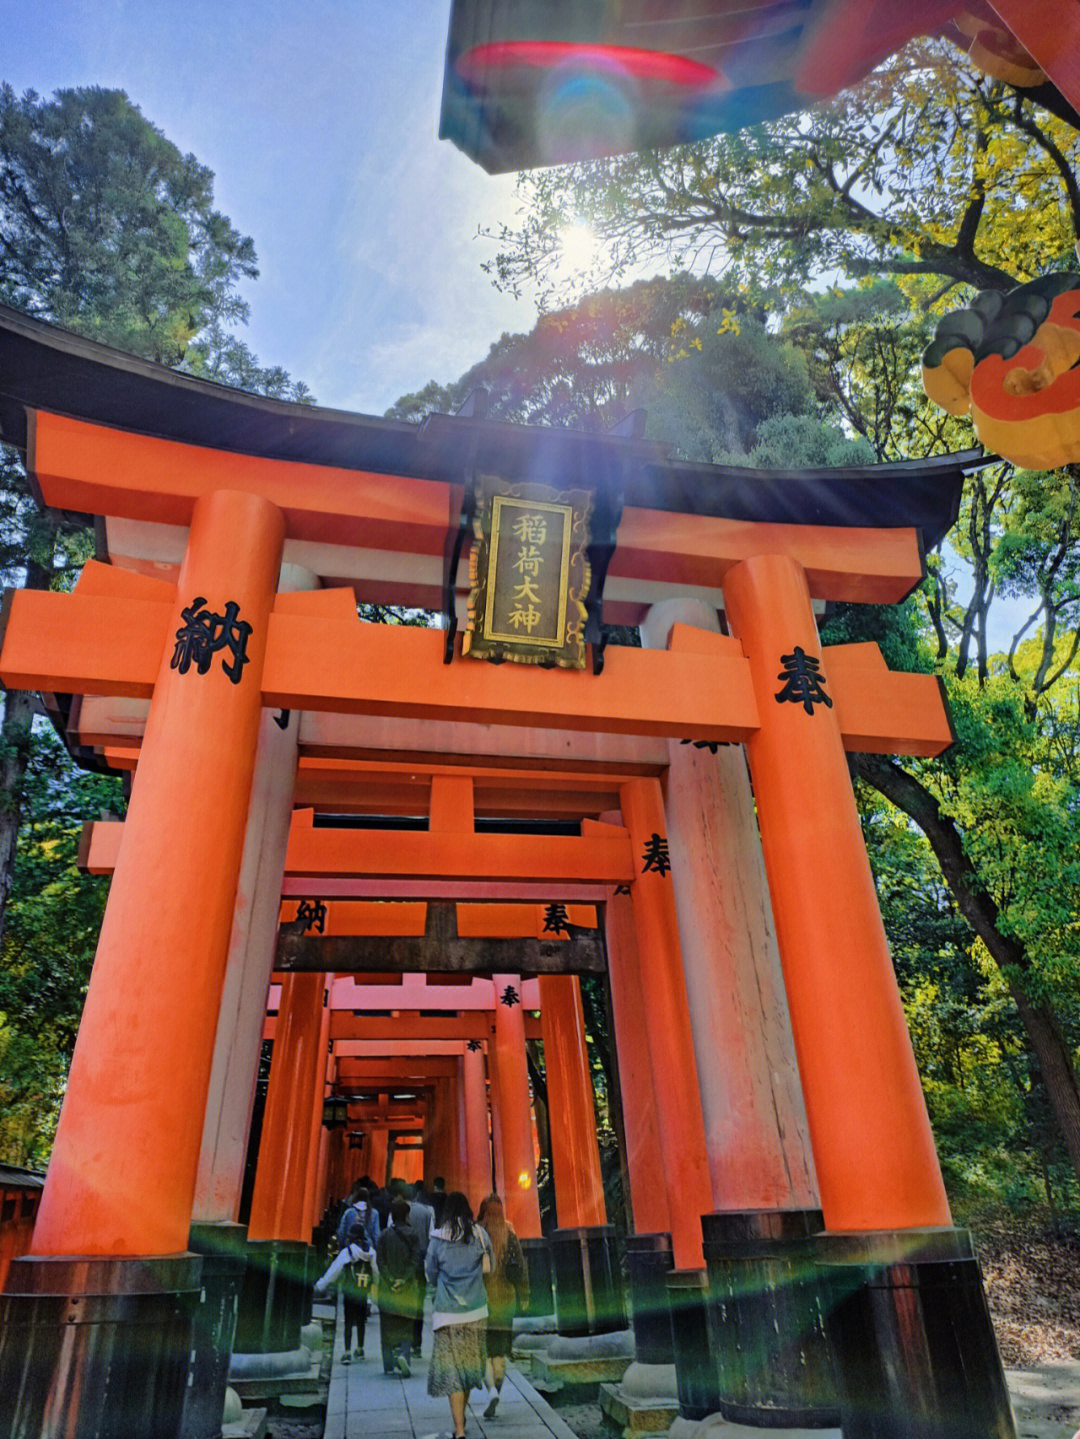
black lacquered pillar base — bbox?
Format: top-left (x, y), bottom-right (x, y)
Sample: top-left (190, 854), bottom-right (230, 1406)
top-left (702, 1208), bottom-right (839, 1428)
top-left (666, 1268), bottom-right (720, 1421)
top-left (519, 1236), bottom-right (554, 1316)
top-left (0, 1253), bottom-right (201, 1439)
top-left (234, 1238), bottom-right (311, 1355)
top-left (820, 1227), bottom-right (1017, 1439)
top-left (624, 1233), bottom-right (675, 1364)
top-left (181, 1222), bottom-right (248, 1439)
top-left (551, 1225), bottom-right (626, 1338)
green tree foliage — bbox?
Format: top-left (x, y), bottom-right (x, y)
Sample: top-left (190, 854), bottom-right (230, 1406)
top-left (387, 273), bottom-right (833, 466)
top-left (0, 84), bottom-right (311, 1164)
top-left (0, 727), bottom-right (120, 1166)
top-left (485, 41), bottom-right (1079, 308)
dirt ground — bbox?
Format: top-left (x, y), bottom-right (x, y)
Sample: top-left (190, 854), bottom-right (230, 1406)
top-left (976, 1226), bottom-right (1080, 1367)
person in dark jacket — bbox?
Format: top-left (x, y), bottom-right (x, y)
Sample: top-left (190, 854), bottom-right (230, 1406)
top-left (407, 1182), bottom-right (436, 1354)
top-left (376, 1198), bottom-right (421, 1376)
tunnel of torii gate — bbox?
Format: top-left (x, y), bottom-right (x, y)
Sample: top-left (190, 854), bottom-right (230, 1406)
top-left (0, 302), bottom-right (1017, 1439)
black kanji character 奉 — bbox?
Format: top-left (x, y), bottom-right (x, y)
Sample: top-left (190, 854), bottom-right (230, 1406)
top-left (543, 902), bottom-right (570, 935)
top-left (296, 899), bottom-right (327, 934)
top-left (171, 598), bottom-right (253, 685)
top-left (273, 709), bottom-right (291, 730)
top-left (641, 833), bottom-right (671, 877)
top-left (614, 884), bottom-right (631, 896)
top-left (466, 1039), bottom-right (482, 1052)
top-left (775, 646), bottom-right (832, 715)
top-left (680, 738), bottom-right (721, 754)
top-left (500, 984), bottom-right (520, 1007)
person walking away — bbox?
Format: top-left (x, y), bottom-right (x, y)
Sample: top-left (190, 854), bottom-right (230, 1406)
top-left (477, 1192), bottom-right (529, 1418)
top-left (425, 1191), bottom-right (493, 1439)
top-left (429, 1175), bottom-right (447, 1226)
top-left (314, 1183), bottom-right (379, 1294)
top-left (408, 1181), bottom-right (436, 1355)
top-left (339, 1232), bottom-right (374, 1364)
top-left (376, 1197), bottom-right (421, 1375)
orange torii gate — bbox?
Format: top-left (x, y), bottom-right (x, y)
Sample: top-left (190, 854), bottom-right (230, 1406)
top-left (0, 306), bottom-right (1013, 1438)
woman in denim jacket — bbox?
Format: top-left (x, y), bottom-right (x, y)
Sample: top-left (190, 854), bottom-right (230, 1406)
top-left (425, 1192), bottom-right (493, 1439)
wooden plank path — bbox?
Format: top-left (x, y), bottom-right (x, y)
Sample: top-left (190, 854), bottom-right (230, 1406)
top-left (320, 1298), bottom-right (579, 1439)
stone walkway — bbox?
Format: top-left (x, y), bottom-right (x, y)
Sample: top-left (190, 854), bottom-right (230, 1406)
top-left (320, 1298), bottom-right (578, 1439)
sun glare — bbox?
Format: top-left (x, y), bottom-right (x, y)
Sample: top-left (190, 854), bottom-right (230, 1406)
top-left (558, 221), bottom-right (602, 274)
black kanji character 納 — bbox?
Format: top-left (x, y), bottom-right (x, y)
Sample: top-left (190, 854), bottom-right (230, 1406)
top-left (171, 597), bottom-right (253, 685)
top-left (296, 899), bottom-right (327, 934)
top-left (641, 833), bottom-right (671, 877)
top-left (500, 984), bottom-right (520, 1007)
top-left (774, 646), bottom-right (832, 715)
top-left (542, 902), bottom-right (570, 935)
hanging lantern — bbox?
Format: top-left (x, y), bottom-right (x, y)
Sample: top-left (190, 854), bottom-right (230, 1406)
top-left (322, 1096), bottom-right (348, 1128)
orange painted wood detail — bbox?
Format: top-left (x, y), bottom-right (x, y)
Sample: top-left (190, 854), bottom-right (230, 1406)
top-left (723, 552), bottom-right (951, 1233)
top-left (538, 976), bottom-right (607, 1228)
top-left (613, 787), bottom-right (712, 1267)
top-left (82, 818), bottom-right (634, 883)
top-left (30, 490), bottom-right (285, 1257)
top-left (31, 410), bottom-right (453, 556)
top-left (33, 411), bottom-right (928, 602)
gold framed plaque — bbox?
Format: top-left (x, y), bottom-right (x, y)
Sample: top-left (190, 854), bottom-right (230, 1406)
top-left (463, 477), bottom-right (593, 668)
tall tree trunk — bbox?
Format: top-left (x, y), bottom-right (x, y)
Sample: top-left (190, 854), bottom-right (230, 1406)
top-left (0, 688), bottom-right (36, 942)
top-left (1009, 989), bottom-right (1080, 1190)
top-left (851, 752), bottom-right (1080, 1188)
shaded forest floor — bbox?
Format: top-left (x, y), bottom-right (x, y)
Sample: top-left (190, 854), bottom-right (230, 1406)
top-left (976, 1222), bottom-right (1080, 1365)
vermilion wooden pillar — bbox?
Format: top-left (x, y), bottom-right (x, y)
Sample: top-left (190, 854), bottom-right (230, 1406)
top-left (487, 1038), bottom-right (505, 1193)
top-left (423, 1081), bottom-right (447, 1186)
top-left (303, 986), bottom-right (332, 1232)
top-left (640, 600), bottom-right (818, 1211)
top-left (32, 490), bottom-right (284, 1258)
top-left (368, 1129), bottom-right (390, 1190)
top-left (723, 553), bottom-right (950, 1232)
top-left (602, 883), bottom-right (671, 1235)
top-left (538, 976), bottom-right (606, 1228)
top-left (462, 1044), bottom-right (493, 1206)
top-left (491, 973), bottom-right (542, 1237)
top-left (193, 567), bottom-right (317, 1229)
top-left (451, 1058), bottom-right (470, 1195)
top-left (248, 973), bottom-right (326, 1243)
top-left (618, 781), bottom-right (713, 1269)
top-left (326, 1126), bottom-right (346, 1209)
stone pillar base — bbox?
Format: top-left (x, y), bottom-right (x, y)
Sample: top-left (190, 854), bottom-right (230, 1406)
top-left (702, 1208), bottom-right (838, 1428)
top-left (551, 1224), bottom-right (625, 1337)
top-left (0, 1253), bottom-right (201, 1439)
top-left (666, 1268), bottom-right (720, 1420)
top-left (519, 1235), bottom-right (554, 1319)
top-left (625, 1233), bottom-right (675, 1365)
top-left (234, 1239), bottom-right (311, 1355)
top-left (601, 1360), bottom-right (681, 1436)
top-left (530, 1327), bottom-right (635, 1394)
top-left (820, 1227), bottom-right (1017, 1439)
top-left (182, 1222), bottom-right (248, 1439)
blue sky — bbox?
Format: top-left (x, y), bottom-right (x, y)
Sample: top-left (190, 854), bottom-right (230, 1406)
top-left (4, 0), bottom-right (540, 413)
